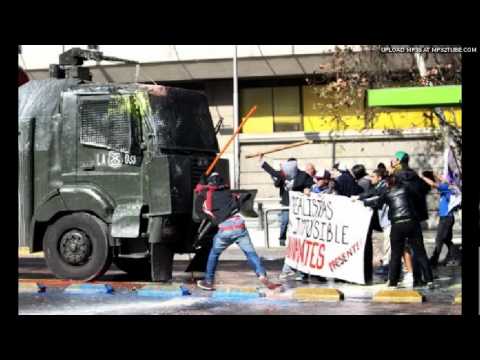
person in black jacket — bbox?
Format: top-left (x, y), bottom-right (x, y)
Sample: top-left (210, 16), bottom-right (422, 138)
top-left (331, 163), bottom-right (363, 197)
top-left (260, 156), bottom-right (313, 281)
top-left (360, 175), bottom-right (434, 288)
top-left (260, 156), bottom-right (313, 246)
top-left (391, 151), bottom-right (432, 285)
top-left (195, 173), bottom-right (280, 291)
top-left (352, 164), bottom-right (372, 193)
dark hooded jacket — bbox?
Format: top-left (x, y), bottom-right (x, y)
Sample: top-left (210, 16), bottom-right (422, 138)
top-left (261, 161), bottom-right (313, 206)
top-left (194, 184), bottom-right (251, 225)
top-left (334, 171), bottom-right (363, 197)
top-left (394, 168), bottom-right (431, 222)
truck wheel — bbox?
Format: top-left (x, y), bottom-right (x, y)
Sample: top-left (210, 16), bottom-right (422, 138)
top-left (43, 213), bottom-right (112, 281)
top-left (113, 258), bottom-right (151, 280)
top-left (151, 243), bottom-right (174, 282)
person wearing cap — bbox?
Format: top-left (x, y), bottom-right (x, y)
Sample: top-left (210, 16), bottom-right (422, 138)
top-left (360, 175), bottom-right (435, 289)
top-left (305, 168), bottom-right (337, 195)
top-left (195, 173), bottom-right (280, 291)
top-left (391, 151), bottom-right (433, 286)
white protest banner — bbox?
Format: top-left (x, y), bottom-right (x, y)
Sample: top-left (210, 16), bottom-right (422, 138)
top-left (285, 192), bottom-right (373, 284)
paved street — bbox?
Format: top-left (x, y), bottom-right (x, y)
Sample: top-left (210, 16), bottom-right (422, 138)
top-left (19, 239), bottom-right (462, 315)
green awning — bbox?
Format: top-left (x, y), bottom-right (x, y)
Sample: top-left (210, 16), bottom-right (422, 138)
top-left (367, 85), bottom-right (461, 107)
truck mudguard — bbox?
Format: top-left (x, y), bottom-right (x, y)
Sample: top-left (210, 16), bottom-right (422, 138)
top-left (60, 184), bottom-right (115, 222)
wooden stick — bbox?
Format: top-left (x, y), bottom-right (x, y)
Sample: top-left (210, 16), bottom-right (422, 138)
top-left (245, 139), bottom-right (314, 159)
top-left (205, 105), bottom-right (257, 176)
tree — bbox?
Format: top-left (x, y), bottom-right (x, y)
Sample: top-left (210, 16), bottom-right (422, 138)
top-left (306, 45), bottom-right (462, 157)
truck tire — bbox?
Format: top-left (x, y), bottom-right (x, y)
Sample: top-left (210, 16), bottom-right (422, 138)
top-left (113, 258), bottom-right (151, 280)
top-left (43, 213), bottom-right (112, 281)
top-left (151, 243), bottom-right (174, 282)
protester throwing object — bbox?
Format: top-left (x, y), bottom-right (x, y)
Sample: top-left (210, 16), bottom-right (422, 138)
top-left (259, 155), bottom-right (313, 281)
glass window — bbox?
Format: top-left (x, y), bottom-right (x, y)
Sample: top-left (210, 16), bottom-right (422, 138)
top-left (240, 88), bottom-right (274, 133)
top-left (273, 86), bottom-right (302, 132)
top-left (240, 86), bottom-right (302, 133)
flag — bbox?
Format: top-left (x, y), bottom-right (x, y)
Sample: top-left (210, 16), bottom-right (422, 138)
top-left (443, 146), bottom-right (462, 213)
top-left (443, 146), bottom-right (462, 189)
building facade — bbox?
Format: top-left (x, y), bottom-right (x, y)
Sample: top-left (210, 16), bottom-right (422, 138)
top-left (20, 45), bottom-right (462, 229)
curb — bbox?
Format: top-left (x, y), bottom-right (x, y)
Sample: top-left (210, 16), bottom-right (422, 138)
top-left (64, 283), bottom-right (114, 295)
top-left (373, 289), bottom-right (424, 304)
top-left (136, 284), bottom-right (191, 297)
top-left (293, 288), bottom-right (344, 302)
top-left (18, 247), bottom-right (44, 258)
top-left (211, 285), bottom-right (263, 300)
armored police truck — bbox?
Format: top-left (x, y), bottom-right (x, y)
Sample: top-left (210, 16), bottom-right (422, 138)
top-left (18, 47), bottom-right (260, 282)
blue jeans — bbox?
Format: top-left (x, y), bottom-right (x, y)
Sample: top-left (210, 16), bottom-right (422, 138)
top-left (279, 210), bottom-right (289, 240)
top-left (205, 216), bottom-right (267, 282)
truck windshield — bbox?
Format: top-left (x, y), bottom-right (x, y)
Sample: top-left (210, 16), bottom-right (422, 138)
top-left (148, 86), bottom-right (219, 154)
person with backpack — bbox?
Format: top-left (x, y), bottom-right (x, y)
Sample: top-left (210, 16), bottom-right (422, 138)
top-left (194, 173), bottom-right (280, 291)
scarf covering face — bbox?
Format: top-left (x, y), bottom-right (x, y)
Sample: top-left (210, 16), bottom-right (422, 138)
top-left (281, 160), bottom-right (298, 181)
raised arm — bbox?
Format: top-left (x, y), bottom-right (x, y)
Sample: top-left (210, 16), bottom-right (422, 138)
top-left (419, 172), bottom-right (438, 189)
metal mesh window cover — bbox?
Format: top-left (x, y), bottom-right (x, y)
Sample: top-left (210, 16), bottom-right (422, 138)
top-left (149, 87), bottom-right (218, 153)
top-left (79, 97), bottom-right (132, 153)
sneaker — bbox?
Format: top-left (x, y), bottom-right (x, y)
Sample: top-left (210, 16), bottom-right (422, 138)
top-left (279, 271), bottom-right (295, 280)
top-left (279, 239), bottom-right (286, 247)
top-left (197, 279), bottom-right (215, 291)
top-left (400, 272), bottom-right (414, 288)
top-left (259, 276), bottom-right (282, 290)
top-left (446, 259), bottom-right (459, 267)
top-left (295, 273), bottom-right (309, 282)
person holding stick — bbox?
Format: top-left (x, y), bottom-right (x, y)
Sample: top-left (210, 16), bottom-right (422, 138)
top-left (259, 155), bottom-right (313, 281)
top-left (195, 173), bottom-right (280, 291)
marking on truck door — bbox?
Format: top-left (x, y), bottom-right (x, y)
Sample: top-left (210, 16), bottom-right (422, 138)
top-left (108, 151), bottom-right (123, 169)
top-left (96, 153), bottom-right (107, 167)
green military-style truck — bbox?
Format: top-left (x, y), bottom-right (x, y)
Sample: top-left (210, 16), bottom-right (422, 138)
top-left (18, 75), bottom-right (248, 282)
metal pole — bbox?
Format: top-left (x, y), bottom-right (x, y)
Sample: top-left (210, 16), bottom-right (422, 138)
top-left (233, 45), bottom-right (240, 189)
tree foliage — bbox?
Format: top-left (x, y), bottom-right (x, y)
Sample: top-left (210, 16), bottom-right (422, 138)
top-left (306, 45), bottom-right (462, 155)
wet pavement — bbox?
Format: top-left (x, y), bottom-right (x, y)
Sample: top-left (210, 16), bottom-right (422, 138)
top-left (18, 244), bottom-right (462, 315)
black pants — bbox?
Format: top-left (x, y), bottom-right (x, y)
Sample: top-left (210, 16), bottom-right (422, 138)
top-left (364, 222), bottom-right (373, 283)
top-left (389, 220), bottom-right (433, 285)
top-left (430, 215), bottom-right (455, 264)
